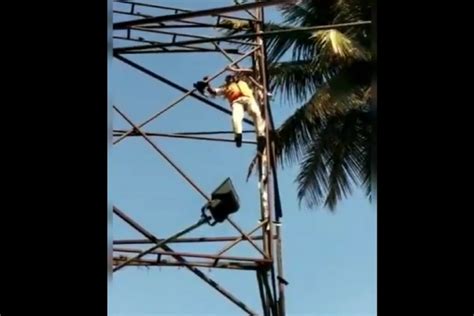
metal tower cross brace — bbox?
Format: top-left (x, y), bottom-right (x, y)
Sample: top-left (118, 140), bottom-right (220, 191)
top-left (112, 1), bottom-right (288, 315)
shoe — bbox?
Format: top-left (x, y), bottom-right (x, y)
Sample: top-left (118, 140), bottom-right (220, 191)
top-left (235, 134), bottom-right (242, 148)
top-left (257, 136), bottom-right (266, 153)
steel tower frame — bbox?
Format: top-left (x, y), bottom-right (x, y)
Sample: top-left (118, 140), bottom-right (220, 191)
top-left (111, 1), bottom-right (290, 315)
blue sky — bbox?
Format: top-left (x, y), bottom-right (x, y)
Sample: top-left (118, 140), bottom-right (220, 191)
top-left (109, 1), bottom-right (376, 315)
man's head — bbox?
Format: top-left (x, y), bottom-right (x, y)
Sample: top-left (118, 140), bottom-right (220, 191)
top-left (225, 75), bottom-right (236, 84)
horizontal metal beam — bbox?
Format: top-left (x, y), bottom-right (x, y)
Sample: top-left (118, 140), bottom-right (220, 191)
top-left (113, 257), bottom-right (265, 271)
top-left (113, 248), bottom-right (272, 263)
top-left (118, 48), bottom-right (243, 55)
top-left (129, 27), bottom-right (258, 47)
top-left (175, 130), bottom-right (255, 136)
top-left (127, 23), bottom-right (229, 29)
top-left (113, 235), bottom-right (267, 245)
top-left (113, 130), bottom-right (257, 145)
top-left (116, 20), bottom-right (372, 53)
top-left (113, 35), bottom-right (159, 45)
top-left (113, 10), bottom-right (149, 18)
top-left (113, 52), bottom-right (254, 129)
top-left (113, 0), bottom-right (289, 29)
top-left (113, 216), bottom-right (208, 272)
top-left (113, 0), bottom-right (257, 22)
top-left (112, 205), bottom-right (258, 315)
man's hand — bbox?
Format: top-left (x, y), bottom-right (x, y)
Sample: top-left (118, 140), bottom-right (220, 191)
top-left (193, 80), bottom-right (208, 96)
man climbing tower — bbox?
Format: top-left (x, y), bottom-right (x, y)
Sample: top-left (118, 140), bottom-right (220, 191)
top-left (194, 72), bottom-right (266, 151)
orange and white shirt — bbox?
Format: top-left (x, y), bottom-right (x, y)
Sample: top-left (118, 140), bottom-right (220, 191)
top-left (215, 80), bottom-right (254, 104)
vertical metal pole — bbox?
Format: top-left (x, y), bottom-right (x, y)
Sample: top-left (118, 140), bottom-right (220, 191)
top-left (257, 270), bottom-right (271, 316)
top-left (253, 0), bottom-right (273, 263)
top-left (275, 225), bottom-right (285, 315)
top-left (255, 2), bottom-right (286, 315)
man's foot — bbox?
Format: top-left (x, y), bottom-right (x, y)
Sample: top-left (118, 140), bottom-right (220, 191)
top-left (235, 134), bottom-right (242, 148)
top-left (257, 136), bottom-right (266, 153)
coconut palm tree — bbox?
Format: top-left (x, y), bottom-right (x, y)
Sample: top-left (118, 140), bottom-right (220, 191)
top-left (225, 0), bottom-right (375, 210)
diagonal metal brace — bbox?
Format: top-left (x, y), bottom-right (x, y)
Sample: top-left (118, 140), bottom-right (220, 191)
top-left (112, 205), bottom-right (258, 315)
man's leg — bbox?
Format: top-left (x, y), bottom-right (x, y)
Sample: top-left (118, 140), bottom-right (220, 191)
top-left (232, 101), bottom-right (244, 147)
top-left (246, 97), bottom-right (266, 152)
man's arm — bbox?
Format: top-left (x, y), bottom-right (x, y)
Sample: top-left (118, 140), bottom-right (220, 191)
top-left (207, 83), bottom-right (225, 97)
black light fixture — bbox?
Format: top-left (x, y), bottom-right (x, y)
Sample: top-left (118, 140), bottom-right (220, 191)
top-left (202, 178), bottom-right (240, 225)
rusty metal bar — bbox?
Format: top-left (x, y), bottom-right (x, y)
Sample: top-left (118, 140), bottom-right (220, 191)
top-left (114, 37), bottom-right (241, 54)
top-left (258, 5), bottom-right (286, 315)
top-left (227, 218), bottom-right (267, 258)
top-left (115, 20), bottom-right (372, 53)
top-left (275, 225), bottom-right (286, 315)
top-left (112, 206), bottom-right (258, 314)
top-left (120, 49), bottom-right (243, 55)
top-left (113, 0), bottom-right (289, 29)
top-left (113, 105), bottom-right (211, 201)
top-left (111, 2), bottom-right (290, 314)
top-left (130, 23), bottom-right (228, 29)
top-left (155, 259), bottom-right (258, 314)
top-left (260, 270), bottom-right (278, 316)
top-left (113, 0), bottom-right (257, 22)
top-left (113, 248), bottom-right (273, 263)
top-left (175, 130), bottom-right (255, 135)
top-left (113, 235), bottom-right (269, 245)
top-left (270, 266), bottom-right (280, 316)
top-left (209, 33), bottom-right (245, 70)
top-left (113, 216), bottom-right (208, 272)
top-left (114, 38), bottom-right (237, 53)
top-left (215, 220), bottom-right (267, 258)
top-left (257, 271), bottom-right (270, 316)
top-left (113, 206), bottom-right (158, 242)
top-left (114, 8), bottom-right (239, 29)
top-left (113, 130), bottom-right (257, 145)
top-left (112, 49), bottom-right (257, 145)
top-left (113, 257), bottom-right (261, 271)
top-left (113, 10), bottom-right (151, 18)
top-left (139, 19), bottom-right (232, 30)
top-left (254, 6), bottom-right (281, 315)
top-left (131, 27), bottom-right (258, 47)
top-left (254, 0), bottom-right (274, 266)
top-left (113, 35), bottom-right (161, 45)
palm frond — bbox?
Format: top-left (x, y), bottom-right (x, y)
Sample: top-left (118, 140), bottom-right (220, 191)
top-left (278, 0), bottom-right (336, 62)
top-left (357, 105), bottom-right (376, 202)
top-left (217, 22), bottom-right (314, 63)
top-left (295, 109), bottom-right (368, 210)
top-left (275, 97), bottom-right (321, 165)
top-left (334, 0), bottom-right (371, 23)
top-left (263, 23), bottom-right (316, 63)
top-left (230, 0), bottom-right (376, 210)
top-left (275, 80), bottom-right (369, 167)
top-left (269, 60), bottom-right (325, 104)
top-left (321, 60), bottom-right (373, 98)
top-left (310, 29), bottom-right (371, 63)
top-left (282, 0), bottom-right (336, 27)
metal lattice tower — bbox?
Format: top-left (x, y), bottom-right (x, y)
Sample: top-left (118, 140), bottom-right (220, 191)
top-left (111, 1), bottom-right (290, 315)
